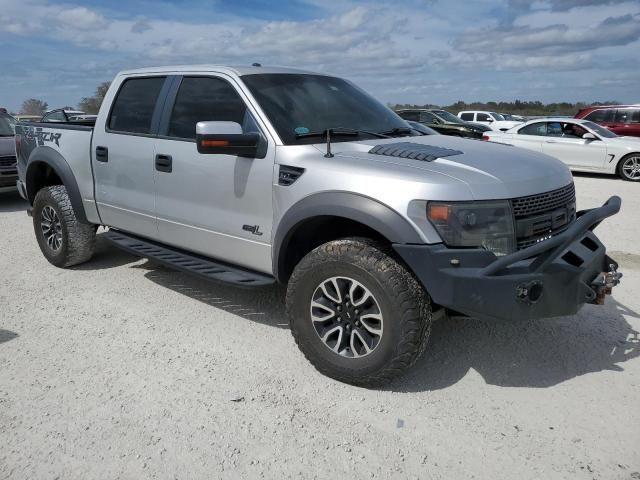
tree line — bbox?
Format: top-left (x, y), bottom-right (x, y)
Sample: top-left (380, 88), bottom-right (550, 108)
top-left (17, 82), bottom-right (111, 116)
top-left (15, 81), bottom-right (620, 117)
top-left (390, 99), bottom-right (621, 117)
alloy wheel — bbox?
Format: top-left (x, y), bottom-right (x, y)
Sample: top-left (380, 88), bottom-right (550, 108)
top-left (310, 276), bottom-right (384, 358)
top-left (41, 205), bottom-right (63, 251)
top-left (622, 155), bottom-right (640, 180)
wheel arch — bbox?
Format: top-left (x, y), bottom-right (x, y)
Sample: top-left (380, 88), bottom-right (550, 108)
top-left (273, 192), bottom-right (424, 283)
top-left (25, 147), bottom-right (89, 224)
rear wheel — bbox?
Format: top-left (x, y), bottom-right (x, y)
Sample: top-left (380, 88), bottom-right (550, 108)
top-left (33, 185), bottom-right (96, 267)
top-left (286, 239), bottom-right (432, 387)
top-left (617, 154), bottom-right (640, 181)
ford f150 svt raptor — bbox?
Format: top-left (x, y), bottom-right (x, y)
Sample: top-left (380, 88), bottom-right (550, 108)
top-left (14, 65), bottom-right (622, 386)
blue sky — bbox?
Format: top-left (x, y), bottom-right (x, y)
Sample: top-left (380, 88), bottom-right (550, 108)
top-left (1, 0), bottom-right (639, 112)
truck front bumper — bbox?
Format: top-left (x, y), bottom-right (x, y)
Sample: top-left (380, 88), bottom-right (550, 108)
top-left (394, 196), bottom-right (622, 322)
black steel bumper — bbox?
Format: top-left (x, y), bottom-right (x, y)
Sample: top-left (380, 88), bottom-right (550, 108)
top-left (394, 196), bottom-right (622, 321)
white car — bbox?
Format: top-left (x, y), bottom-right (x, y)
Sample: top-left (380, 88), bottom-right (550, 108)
top-left (458, 111), bottom-right (522, 131)
top-left (483, 117), bottom-right (640, 181)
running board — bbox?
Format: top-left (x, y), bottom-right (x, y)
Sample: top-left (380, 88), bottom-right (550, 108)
top-left (103, 230), bottom-right (275, 287)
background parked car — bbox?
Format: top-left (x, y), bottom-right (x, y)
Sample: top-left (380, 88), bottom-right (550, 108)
top-left (483, 117), bottom-right (640, 181)
top-left (500, 113), bottom-right (525, 122)
top-left (41, 108), bottom-right (89, 123)
top-left (0, 111), bottom-right (17, 192)
top-left (458, 111), bottom-right (522, 131)
top-left (575, 105), bottom-right (640, 137)
top-left (406, 120), bottom-right (439, 135)
top-left (396, 108), bottom-right (490, 139)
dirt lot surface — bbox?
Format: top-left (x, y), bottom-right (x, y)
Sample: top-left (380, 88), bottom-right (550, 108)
top-left (1, 174), bottom-right (639, 480)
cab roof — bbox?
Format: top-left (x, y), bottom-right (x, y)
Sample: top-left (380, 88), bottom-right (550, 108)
top-left (117, 64), bottom-right (322, 77)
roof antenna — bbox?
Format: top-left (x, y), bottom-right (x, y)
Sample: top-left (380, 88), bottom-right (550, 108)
top-left (324, 128), bottom-right (334, 158)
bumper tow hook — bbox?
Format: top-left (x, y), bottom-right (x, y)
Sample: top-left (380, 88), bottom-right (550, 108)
top-left (592, 264), bottom-right (623, 305)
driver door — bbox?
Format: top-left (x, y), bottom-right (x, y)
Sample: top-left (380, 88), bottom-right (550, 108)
top-left (153, 75), bottom-right (276, 274)
top-left (542, 122), bottom-right (607, 170)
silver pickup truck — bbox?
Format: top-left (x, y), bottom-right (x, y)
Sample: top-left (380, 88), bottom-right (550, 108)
top-left (14, 65), bottom-right (622, 386)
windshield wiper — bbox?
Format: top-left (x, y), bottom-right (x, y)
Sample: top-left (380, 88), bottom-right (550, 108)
top-left (295, 127), bottom-right (390, 140)
top-left (296, 127), bottom-right (391, 158)
top-left (379, 127), bottom-right (416, 137)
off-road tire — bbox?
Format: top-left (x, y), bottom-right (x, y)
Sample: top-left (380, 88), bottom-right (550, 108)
top-left (617, 153), bottom-right (640, 181)
top-left (33, 185), bottom-right (96, 267)
top-left (286, 238), bottom-right (432, 387)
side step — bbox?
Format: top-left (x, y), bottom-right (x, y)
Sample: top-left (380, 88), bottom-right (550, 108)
top-left (103, 230), bottom-right (275, 287)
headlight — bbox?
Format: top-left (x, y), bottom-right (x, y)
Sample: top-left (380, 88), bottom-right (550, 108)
top-left (427, 201), bottom-right (515, 256)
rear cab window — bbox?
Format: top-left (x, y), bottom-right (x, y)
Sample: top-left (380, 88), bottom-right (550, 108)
top-left (108, 77), bottom-right (167, 134)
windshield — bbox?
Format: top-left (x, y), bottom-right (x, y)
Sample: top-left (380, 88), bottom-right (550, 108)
top-left (431, 110), bottom-right (465, 124)
top-left (583, 121), bottom-right (617, 138)
top-left (0, 114), bottom-right (16, 136)
top-left (241, 74), bottom-right (410, 145)
top-left (491, 112), bottom-right (505, 121)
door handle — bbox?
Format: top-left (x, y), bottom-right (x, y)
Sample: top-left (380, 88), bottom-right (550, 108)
top-left (155, 154), bottom-right (173, 173)
top-left (95, 146), bottom-right (108, 162)
top-left (545, 140), bottom-right (558, 144)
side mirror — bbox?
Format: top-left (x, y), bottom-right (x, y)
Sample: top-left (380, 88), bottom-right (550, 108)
top-left (196, 121), bottom-right (260, 157)
top-left (486, 118), bottom-right (494, 123)
top-left (582, 132), bottom-right (598, 140)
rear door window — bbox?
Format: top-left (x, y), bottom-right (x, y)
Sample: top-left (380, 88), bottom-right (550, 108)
top-left (167, 77), bottom-right (249, 140)
top-left (108, 77), bottom-right (166, 134)
top-left (631, 109), bottom-right (640, 123)
top-left (460, 113), bottom-right (474, 121)
top-left (615, 109), bottom-right (634, 124)
top-left (399, 111), bottom-right (419, 121)
top-left (518, 122), bottom-right (547, 136)
top-left (584, 108), bottom-right (615, 123)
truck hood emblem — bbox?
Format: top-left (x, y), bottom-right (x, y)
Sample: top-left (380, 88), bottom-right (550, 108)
top-left (368, 142), bottom-right (463, 162)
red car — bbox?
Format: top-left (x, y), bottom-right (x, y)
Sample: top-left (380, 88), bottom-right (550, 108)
top-left (575, 104), bottom-right (640, 137)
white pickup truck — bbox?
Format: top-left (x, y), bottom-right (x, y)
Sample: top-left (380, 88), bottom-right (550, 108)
top-left (13, 64), bottom-right (622, 386)
top-left (458, 111), bottom-right (523, 131)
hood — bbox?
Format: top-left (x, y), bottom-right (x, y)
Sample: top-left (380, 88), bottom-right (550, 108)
top-left (329, 135), bottom-right (573, 200)
top-left (0, 135), bottom-right (16, 157)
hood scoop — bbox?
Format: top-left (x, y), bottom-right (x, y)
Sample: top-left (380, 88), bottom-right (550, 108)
top-left (369, 142), bottom-right (463, 162)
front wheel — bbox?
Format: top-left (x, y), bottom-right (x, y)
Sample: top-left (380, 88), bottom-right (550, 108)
top-left (617, 154), bottom-right (640, 181)
top-left (33, 185), bottom-right (97, 267)
top-left (286, 239), bottom-right (432, 387)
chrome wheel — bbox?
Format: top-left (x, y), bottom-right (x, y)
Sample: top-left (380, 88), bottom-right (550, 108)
top-left (41, 205), bottom-right (63, 251)
top-left (310, 276), bottom-right (384, 358)
top-left (622, 155), bottom-right (640, 180)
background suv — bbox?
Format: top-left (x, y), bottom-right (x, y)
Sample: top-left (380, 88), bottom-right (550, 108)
top-left (575, 105), bottom-right (640, 137)
top-left (396, 108), bottom-right (490, 139)
top-left (0, 111), bottom-right (17, 192)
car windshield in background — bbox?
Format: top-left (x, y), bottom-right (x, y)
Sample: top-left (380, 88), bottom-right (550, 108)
top-left (0, 114), bottom-right (16, 136)
top-left (432, 110), bottom-right (465, 124)
top-left (491, 112), bottom-right (505, 121)
top-left (583, 121), bottom-right (618, 138)
top-left (241, 74), bottom-right (411, 145)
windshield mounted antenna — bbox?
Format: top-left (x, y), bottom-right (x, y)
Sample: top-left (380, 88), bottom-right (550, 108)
top-left (325, 128), bottom-right (334, 158)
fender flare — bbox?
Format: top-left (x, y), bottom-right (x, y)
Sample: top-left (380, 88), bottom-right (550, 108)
top-left (272, 191), bottom-right (423, 282)
top-left (25, 146), bottom-right (89, 224)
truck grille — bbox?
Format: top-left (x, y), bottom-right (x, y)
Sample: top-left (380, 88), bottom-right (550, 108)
top-left (0, 155), bottom-right (17, 176)
top-left (512, 183), bottom-right (576, 250)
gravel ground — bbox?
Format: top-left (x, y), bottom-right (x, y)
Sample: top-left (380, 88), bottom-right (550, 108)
top-left (1, 174), bottom-right (639, 480)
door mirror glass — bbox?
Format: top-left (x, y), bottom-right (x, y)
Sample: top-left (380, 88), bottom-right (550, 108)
top-left (196, 121), bottom-right (260, 157)
top-left (582, 132), bottom-right (598, 140)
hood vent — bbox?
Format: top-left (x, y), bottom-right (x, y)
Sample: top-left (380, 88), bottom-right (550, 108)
top-left (369, 142), bottom-right (463, 162)
top-left (278, 165), bottom-right (305, 186)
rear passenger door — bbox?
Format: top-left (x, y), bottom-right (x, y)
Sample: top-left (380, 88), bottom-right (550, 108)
top-left (153, 75), bottom-right (275, 274)
top-left (92, 76), bottom-right (170, 239)
top-left (509, 122), bottom-right (546, 152)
